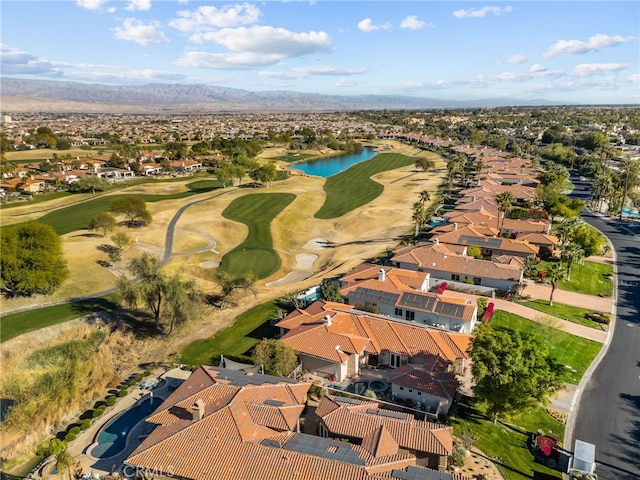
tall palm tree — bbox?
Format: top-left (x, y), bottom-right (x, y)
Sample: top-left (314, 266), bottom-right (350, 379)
top-left (552, 217), bottom-right (582, 247)
top-left (494, 191), bottom-right (514, 235)
top-left (412, 201), bottom-right (427, 240)
top-left (418, 190), bottom-right (431, 207)
top-left (618, 157), bottom-right (640, 219)
top-left (546, 262), bottom-right (566, 307)
top-left (561, 243), bottom-right (585, 281)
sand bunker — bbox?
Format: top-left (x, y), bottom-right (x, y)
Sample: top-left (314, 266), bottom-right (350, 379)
top-left (199, 261), bottom-right (220, 269)
top-left (296, 253), bottom-right (318, 270)
top-left (266, 271), bottom-right (315, 288)
top-left (303, 238), bottom-right (330, 250)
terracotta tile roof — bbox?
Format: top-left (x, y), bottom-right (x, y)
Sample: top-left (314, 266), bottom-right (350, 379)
top-left (442, 210), bottom-right (551, 234)
top-left (431, 230), bottom-right (539, 255)
top-left (317, 395), bottom-right (453, 456)
top-left (339, 264), bottom-right (477, 322)
top-left (278, 302), bottom-right (472, 365)
top-left (362, 425), bottom-right (400, 458)
top-left (391, 244), bottom-right (523, 282)
top-left (390, 360), bottom-right (459, 401)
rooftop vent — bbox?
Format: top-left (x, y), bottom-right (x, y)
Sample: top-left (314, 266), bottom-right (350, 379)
top-left (192, 398), bottom-right (205, 422)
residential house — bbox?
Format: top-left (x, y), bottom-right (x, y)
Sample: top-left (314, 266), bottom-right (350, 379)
top-left (125, 366), bottom-right (471, 480)
top-left (441, 209), bottom-right (552, 235)
top-left (391, 243), bottom-right (523, 291)
top-left (389, 356), bottom-right (459, 416)
top-left (316, 394), bottom-right (453, 470)
top-left (277, 301), bottom-right (472, 382)
top-left (430, 228), bottom-right (539, 260)
top-left (339, 263), bottom-right (478, 333)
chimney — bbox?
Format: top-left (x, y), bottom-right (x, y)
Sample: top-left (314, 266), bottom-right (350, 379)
top-left (453, 223), bottom-right (458, 231)
top-left (192, 399), bottom-right (205, 422)
top-left (433, 238), bottom-right (439, 245)
top-left (324, 314), bottom-right (332, 326)
top-left (378, 268), bottom-right (386, 282)
top-left (472, 195), bottom-right (476, 202)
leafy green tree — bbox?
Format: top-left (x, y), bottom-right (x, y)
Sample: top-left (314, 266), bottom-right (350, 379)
top-left (415, 157), bottom-right (436, 171)
top-left (618, 157), bottom-right (640, 219)
top-left (88, 212), bottom-right (117, 237)
top-left (164, 141), bottom-right (188, 159)
top-left (320, 280), bottom-right (343, 303)
top-left (251, 339), bottom-right (298, 377)
top-left (68, 176), bottom-right (111, 193)
top-left (470, 323), bottom-right (563, 422)
top-left (213, 270), bottom-right (257, 308)
top-left (1, 223), bottom-right (69, 297)
top-left (108, 231), bottom-right (133, 263)
top-left (117, 253), bottom-right (201, 332)
top-left (110, 196), bottom-right (152, 226)
top-left (573, 225), bottom-right (605, 257)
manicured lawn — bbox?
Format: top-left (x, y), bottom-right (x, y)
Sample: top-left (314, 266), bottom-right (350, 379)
top-left (490, 311), bottom-right (601, 384)
top-left (452, 396), bottom-right (564, 480)
top-left (0, 191), bottom-right (72, 209)
top-left (179, 301), bottom-right (280, 366)
top-left (33, 179), bottom-right (223, 235)
top-left (0, 295), bottom-right (120, 343)
top-left (219, 192), bottom-right (296, 279)
top-left (519, 299), bottom-right (604, 329)
top-left (537, 260), bottom-right (613, 297)
top-left (315, 152), bottom-right (415, 219)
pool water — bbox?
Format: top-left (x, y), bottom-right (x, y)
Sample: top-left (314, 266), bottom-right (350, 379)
top-left (368, 381), bottom-right (388, 393)
top-left (90, 398), bottom-right (155, 458)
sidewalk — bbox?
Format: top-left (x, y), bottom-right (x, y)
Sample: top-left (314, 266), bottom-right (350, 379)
top-left (520, 280), bottom-right (612, 315)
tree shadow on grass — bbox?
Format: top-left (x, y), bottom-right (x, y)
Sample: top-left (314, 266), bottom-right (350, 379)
top-left (246, 319), bottom-right (277, 341)
top-left (69, 296), bottom-right (120, 316)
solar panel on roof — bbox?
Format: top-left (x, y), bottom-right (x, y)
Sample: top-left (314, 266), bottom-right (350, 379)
top-left (392, 466), bottom-right (454, 480)
top-left (459, 235), bottom-right (502, 248)
top-left (435, 302), bottom-right (465, 319)
top-left (335, 397), bottom-right (362, 405)
top-left (281, 434), bottom-right (366, 466)
top-left (264, 399), bottom-right (285, 406)
top-left (398, 292), bottom-right (436, 311)
top-left (351, 287), bottom-right (399, 305)
top-left (365, 408), bottom-right (406, 420)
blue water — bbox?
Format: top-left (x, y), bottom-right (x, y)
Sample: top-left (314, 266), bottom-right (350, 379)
top-left (622, 207), bottom-right (640, 218)
top-left (292, 148), bottom-right (378, 177)
top-left (429, 219), bottom-right (442, 228)
top-left (91, 398), bottom-right (155, 458)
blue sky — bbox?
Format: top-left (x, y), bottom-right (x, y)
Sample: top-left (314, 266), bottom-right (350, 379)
top-left (1, 1), bottom-right (639, 104)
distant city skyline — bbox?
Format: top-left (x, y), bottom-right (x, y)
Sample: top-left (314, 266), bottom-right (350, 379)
top-left (1, 1), bottom-right (639, 105)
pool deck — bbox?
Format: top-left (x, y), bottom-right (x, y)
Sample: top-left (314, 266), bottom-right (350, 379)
top-left (51, 368), bottom-right (187, 480)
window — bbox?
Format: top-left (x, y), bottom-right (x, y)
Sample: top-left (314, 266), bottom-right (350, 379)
top-left (409, 389), bottom-right (413, 393)
top-left (399, 386), bottom-right (404, 391)
top-left (395, 307), bottom-right (403, 316)
top-left (451, 274), bottom-right (460, 281)
top-left (473, 277), bottom-right (482, 285)
top-left (418, 392), bottom-right (422, 396)
top-left (390, 353), bottom-right (401, 368)
top-left (405, 310), bottom-right (415, 321)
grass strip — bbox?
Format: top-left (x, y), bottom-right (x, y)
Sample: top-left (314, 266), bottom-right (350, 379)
top-left (537, 260), bottom-right (613, 297)
top-left (519, 299), bottom-right (604, 329)
top-left (179, 301), bottom-right (280, 366)
top-left (490, 310), bottom-right (601, 384)
top-left (315, 152), bottom-right (415, 219)
top-left (0, 295), bottom-right (120, 343)
top-left (219, 192), bottom-right (296, 279)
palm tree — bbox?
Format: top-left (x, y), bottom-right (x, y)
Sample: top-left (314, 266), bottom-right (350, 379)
top-left (412, 201), bottom-right (427, 240)
top-left (494, 191), bottom-right (514, 235)
top-left (546, 262), bottom-right (566, 307)
top-left (418, 190), bottom-right (431, 207)
top-left (552, 217), bottom-right (582, 247)
top-left (618, 157), bottom-right (640, 219)
top-left (561, 243), bottom-right (585, 281)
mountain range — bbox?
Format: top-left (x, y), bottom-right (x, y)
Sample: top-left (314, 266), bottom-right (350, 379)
top-left (0, 78), bottom-right (560, 113)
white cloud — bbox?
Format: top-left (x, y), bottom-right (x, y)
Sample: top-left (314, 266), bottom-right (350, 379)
top-left (336, 79), bottom-right (364, 87)
top-left (502, 54), bottom-right (527, 64)
top-left (194, 26), bottom-right (331, 57)
top-left (260, 65), bottom-right (367, 80)
top-left (76, 0), bottom-right (107, 10)
top-left (0, 45), bottom-right (63, 76)
top-left (176, 51), bottom-right (281, 69)
top-left (113, 19), bottom-right (169, 45)
top-left (126, 0), bottom-right (151, 12)
top-left (629, 73), bottom-right (640, 83)
top-left (529, 64), bottom-right (547, 73)
top-left (453, 6), bottom-right (513, 19)
top-left (170, 3), bottom-right (260, 32)
top-left (357, 18), bottom-right (391, 32)
top-left (400, 15), bottom-right (426, 30)
top-left (544, 34), bottom-right (636, 58)
top-left (572, 63), bottom-right (628, 77)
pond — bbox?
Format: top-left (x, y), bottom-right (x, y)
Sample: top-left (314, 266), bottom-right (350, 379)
top-left (90, 398), bottom-right (156, 459)
top-left (291, 147), bottom-right (378, 178)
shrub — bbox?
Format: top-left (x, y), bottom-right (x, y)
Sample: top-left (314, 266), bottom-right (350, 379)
top-left (117, 388), bottom-right (128, 397)
top-left (80, 419), bottom-right (91, 430)
top-left (451, 444), bottom-right (467, 466)
top-left (143, 370), bottom-right (152, 377)
top-left (106, 396), bottom-right (116, 406)
top-left (69, 426), bottom-right (81, 435)
top-left (64, 433), bottom-right (77, 442)
top-left (92, 406), bottom-right (106, 418)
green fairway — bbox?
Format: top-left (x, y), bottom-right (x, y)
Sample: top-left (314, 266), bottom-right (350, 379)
top-left (537, 260), bottom-right (613, 297)
top-left (179, 301), bottom-right (280, 366)
top-left (490, 311), bottom-right (601, 384)
top-left (31, 179), bottom-right (223, 235)
top-left (520, 299), bottom-right (604, 329)
top-left (314, 152), bottom-right (415, 219)
top-left (219, 192), bottom-right (296, 279)
top-left (452, 396), bottom-right (564, 480)
top-left (0, 295), bottom-right (120, 343)
top-left (0, 191), bottom-right (72, 209)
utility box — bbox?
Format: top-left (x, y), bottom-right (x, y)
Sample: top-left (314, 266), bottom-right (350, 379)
top-left (567, 439), bottom-right (597, 479)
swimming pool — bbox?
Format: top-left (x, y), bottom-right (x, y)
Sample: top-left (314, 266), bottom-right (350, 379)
top-left (90, 398), bottom-right (156, 459)
top-left (368, 381), bottom-right (388, 394)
